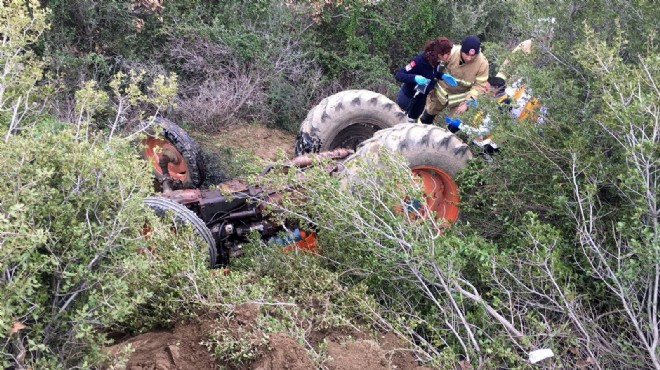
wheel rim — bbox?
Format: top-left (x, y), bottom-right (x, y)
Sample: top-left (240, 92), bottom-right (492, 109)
top-left (143, 137), bottom-right (190, 183)
top-left (328, 123), bottom-right (381, 151)
top-left (411, 165), bottom-right (460, 222)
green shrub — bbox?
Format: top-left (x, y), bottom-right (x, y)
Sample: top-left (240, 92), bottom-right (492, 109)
top-left (0, 0), bottom-right (49, 136)
top-left (0, 122), bottom-right (232, 367)
top-left (457, 6), bottom-right (660, 367)
top-left (42, 0), bottom-right (517, 133)
top-left (0, 126), bottom-right (156, 368)
top-left (257, 151), bottom-right (494, 363)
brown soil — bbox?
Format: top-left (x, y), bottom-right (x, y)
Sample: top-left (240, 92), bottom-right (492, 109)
top-left (326, 340), bottom-right (389, 369)
top-left (252, 333), bottom-right (314, 370)
top-left (323, 333), bottom-right (433, 370)
top-left (109, 303), bottom-right (433, 370)
top-left (106, 320), bottom-right (216, 370)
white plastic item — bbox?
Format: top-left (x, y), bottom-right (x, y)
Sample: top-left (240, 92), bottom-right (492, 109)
top-left (529, 348), bottom-right (555, 364)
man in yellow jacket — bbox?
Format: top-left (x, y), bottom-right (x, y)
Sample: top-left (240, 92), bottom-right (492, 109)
top-left (444, 39), bottom-right (547, 157)
top-left (420, 35), bottom-right (489, 125)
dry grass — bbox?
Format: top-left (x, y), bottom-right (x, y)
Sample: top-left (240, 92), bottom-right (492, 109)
top-left (209, 123), bottom-right (296, 161)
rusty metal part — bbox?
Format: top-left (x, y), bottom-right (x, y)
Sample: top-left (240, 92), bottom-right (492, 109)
top-left (160, 188), bottom-right (202, 205)
top-left (260, 148), bottom-right (354, 175)
top-left (158, 154), bottom-right (174, 193)
top-left (288, 148), bottom-right (354, 168)
top-left (143, 136), bottom-right (191, 186)
top-left (411, 165), bottom-right (460, 222)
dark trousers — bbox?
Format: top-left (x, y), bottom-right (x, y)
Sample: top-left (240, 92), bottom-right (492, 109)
top-left (396, 90), bottom-right (427, 120)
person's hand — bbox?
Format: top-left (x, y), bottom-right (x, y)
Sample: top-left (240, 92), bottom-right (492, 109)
top-left (441, 73), bottom-right (458, 87)
top-left (414, 75), bottom-right (430, 86)
top-left (454, 101), bottom-right (468, 114)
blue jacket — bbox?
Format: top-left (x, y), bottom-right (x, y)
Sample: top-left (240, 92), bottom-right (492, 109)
top-left (395, 53), bottom-right (443, 99)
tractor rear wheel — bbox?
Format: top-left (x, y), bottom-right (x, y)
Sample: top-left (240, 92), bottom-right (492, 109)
top-left (144, 196), bottom-right (217, 268)
top-left (295, 90), bottom-right (408, 155)
top-left (141, 117), bottom-right (206, 190)
top-left (346, 123), bottom-right (472, 223)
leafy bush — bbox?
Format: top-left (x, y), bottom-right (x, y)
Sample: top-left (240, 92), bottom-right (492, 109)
top-left (0, 0), bottom-right (49, 137)
top-left (303, 0), bottom-right (511, 90)
top-left (457, 4), bottom-right (660, 367)
top-left (165, 2), bottom-right (326, 132)
top-left (42, 0), bottom-right (516, 133)
top-left (0, 126), bottom-right (155, 368)
top-left (0, 122), bottom-right (240, 367)
top-left (257, 152), bottom-right (496, 365)
top-left (0, 4), bottom-right (215, 366)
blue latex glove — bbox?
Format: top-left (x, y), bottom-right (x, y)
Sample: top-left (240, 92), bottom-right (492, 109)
top-left (441, 73), bottom-right (458, 87)
top-left (444, 116), bottom-right (462, 129)
top-left (467, 99), bottom-right (478, 108)
top-left (414, 75), bottom-right (430, 86)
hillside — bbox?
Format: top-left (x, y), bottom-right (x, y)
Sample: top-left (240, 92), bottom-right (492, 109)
top-left (1, 0), bottom-right (658, 369)
top-left (107, 305), bottom-right (434, 370)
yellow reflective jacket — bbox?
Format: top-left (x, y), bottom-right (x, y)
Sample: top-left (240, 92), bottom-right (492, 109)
top-left (434, 45), bottom-right (489, 106)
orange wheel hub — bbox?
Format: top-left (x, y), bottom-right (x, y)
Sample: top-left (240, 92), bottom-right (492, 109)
top-left (411, 165), bottom-right (460, 223)
top-left (143, 137), bottom-right (190, 182)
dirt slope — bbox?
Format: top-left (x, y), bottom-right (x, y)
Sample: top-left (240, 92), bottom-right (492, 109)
top-left (108, 303), bottom-right (433, 370)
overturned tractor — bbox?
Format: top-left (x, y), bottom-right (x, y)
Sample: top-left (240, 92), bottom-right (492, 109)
top-left (142, 90), bottom-right (472, 268)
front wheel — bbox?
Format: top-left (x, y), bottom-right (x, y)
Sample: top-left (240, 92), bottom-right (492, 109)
top-left (346, 123), bottom-right (472, 222)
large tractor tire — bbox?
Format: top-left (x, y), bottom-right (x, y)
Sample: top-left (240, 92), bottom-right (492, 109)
top-left (141, 117), bottom-right (206, 190)
top-left (144, 196), bottom-right (217, 268)
top-left (346, 123), bottom-right (472, 223)
top-left (295, 90), bottom-right (408, 155)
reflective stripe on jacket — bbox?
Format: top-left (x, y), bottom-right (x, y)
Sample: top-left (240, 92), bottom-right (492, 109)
top-left (434, 45), bottom-right (489, 106)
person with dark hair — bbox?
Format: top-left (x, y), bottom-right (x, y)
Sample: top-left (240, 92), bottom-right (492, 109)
top-left (421, 35), bottom-right (490, 125)
top-left (395, 37), bottom-right (457, 121)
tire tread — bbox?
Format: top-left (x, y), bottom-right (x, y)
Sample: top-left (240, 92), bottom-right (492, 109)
top-left (295, 90), bottom-right (408, 155)
top-left (144, 196), bottom-right (217, 268)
